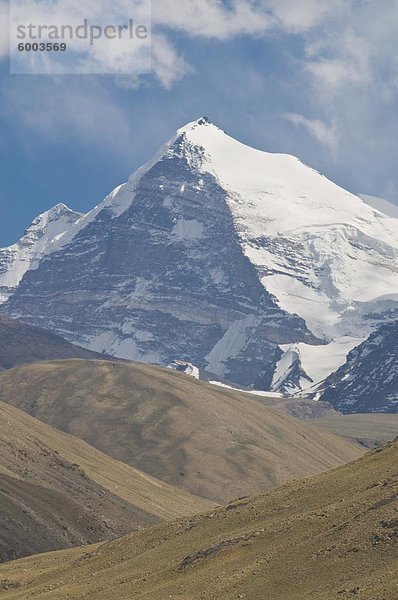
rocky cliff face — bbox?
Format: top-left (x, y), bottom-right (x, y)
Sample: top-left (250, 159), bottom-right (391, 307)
top-left (1, 118), bottom-right (398, 396)
top-left (314, 321), bottom-right (398, 413)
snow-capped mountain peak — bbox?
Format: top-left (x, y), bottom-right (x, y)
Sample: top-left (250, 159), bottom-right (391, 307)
top-left (162, 121), bottom-right (398, 336)
top-left (1, 119), bottom-right (398, 409)
top-left (177, 116), bottom-right (215, 133)
top-left (178, 120), bottom-right (391, 232)
top-left (25, 203), bottom-right (82, 241)
top-left (0, 203), bottom-right (82, 302)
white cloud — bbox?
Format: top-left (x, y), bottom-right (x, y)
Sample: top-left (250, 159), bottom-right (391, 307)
top-left (2, 0), bottom-right (398, 205)
top-left (263, 0), bottom-right (346, 32)
top-left (305, 29), bottom-right (373, 95)
top-left (152, 33), bottom-right (192, 88)
top-left (304, 1), bottom-right (398, 97)
top-left (284, 113), bottom-right (338, 151)
top-left (151, 0), bottom-right (349, 39)
top-left (1, 0), bottom-right (397, 99)
top-left (8, 0), bottom-right (152, 75)
top-left (0, 0), bottom-right (361, 86)
top-left (152, 0), bottom-right (274, 40)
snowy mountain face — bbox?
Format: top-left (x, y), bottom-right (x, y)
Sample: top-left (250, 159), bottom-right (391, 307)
top-left (0, 204), bottom-right (82, 303)
top-left (313, 321), bottom-right (398, 413)
top-left (1, 118), bottom-right (398, 402)
top-left (360, 194), bottom-right (398, 219)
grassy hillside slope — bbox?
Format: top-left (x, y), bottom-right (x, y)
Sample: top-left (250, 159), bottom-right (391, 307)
top-left (0, 401), bottom-right (213, 562)
top-left (0, 359), bottom-right (363, 503)
top-left (1, 440), bottom-right (396, 599)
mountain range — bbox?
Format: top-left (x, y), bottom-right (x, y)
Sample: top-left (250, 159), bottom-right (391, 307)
top-left (1, 118), bottom-right (398, 412)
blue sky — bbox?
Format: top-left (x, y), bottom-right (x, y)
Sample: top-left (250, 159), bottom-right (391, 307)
top-left (1, 0), bottom-right (398, 245)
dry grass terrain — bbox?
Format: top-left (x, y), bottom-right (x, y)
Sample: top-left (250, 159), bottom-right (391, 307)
top-left (0, 440), bottom-right (396, 599)
top-left (0, 401), bottom-right (213, 562)
top-left (0, 359), bottom-right (363, 503)
top-left (0, 316), bottom-right (105, 371)
top-left (314, 413), bottom-right (398, 448)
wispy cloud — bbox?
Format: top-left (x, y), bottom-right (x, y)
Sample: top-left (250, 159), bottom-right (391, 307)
top-left (1, 0), bottom-right (398, 204)
top-left (2, 0), bottom-right (397, 99)
top-left (0, 0), bottom-right (358, 88)
top-left (304, 0), bottom-right (398, 98)
top-left (152, 0), bottom-right (273, 40)
top-left (284, 113), bottom-right (338, 151)
top-left (151, 33), bottom-right (192, 88)
top-left (263, 0), bottom-right (346, 32)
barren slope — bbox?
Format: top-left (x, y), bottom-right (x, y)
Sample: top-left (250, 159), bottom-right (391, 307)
top-left (0, 359), bottom-right (363, 503)
top-left (1, 440), bottom-right (396, 599)
top-left (0, 401), bottom-right (213, 562)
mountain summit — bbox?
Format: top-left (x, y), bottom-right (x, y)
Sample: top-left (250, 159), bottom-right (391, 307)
top-left (0, 204), bottom-right (82, 303)
top-left (1, 120), bottom-right (398, 402)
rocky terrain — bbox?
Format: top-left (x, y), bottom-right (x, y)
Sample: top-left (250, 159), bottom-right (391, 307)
top-left (314, 320), bottom-right (398, 413)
